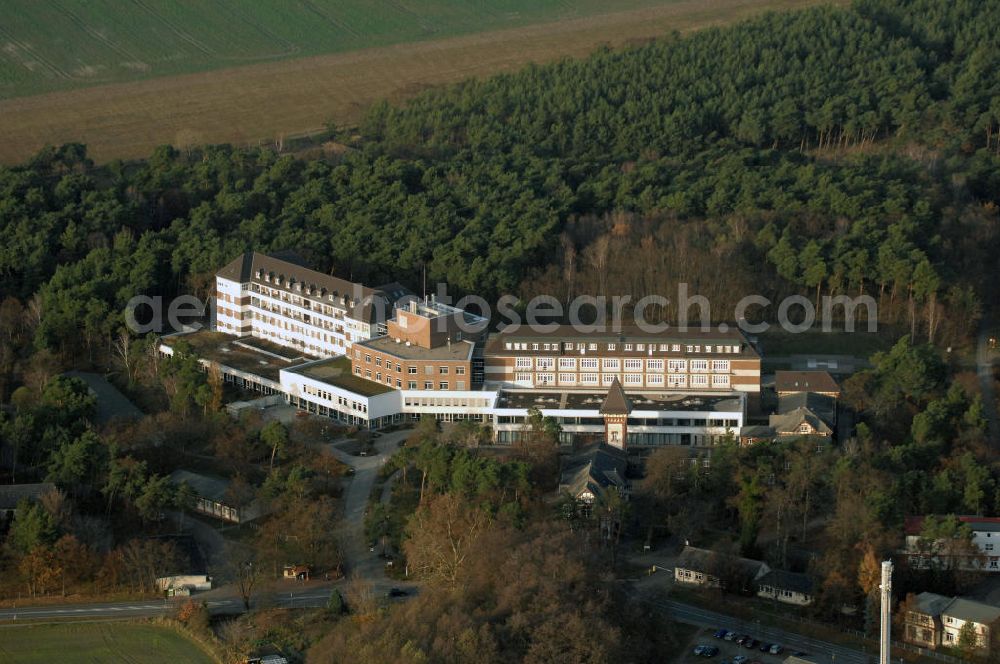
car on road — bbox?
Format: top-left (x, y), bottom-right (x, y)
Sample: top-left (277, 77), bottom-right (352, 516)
top-left (713, 628), bottom-right (728, 639)
top-left (769, 644), bottom-right (783, 655)
top-left (386, 587), bottom-right (408, 598)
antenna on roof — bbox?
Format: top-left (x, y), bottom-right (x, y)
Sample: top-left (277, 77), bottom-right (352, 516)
top-left (422, 264), bottom-right (427, 299)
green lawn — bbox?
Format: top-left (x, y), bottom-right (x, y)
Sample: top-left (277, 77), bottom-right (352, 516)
top-left (0, 0), bottom-right (691, 98)
top-left (0, 622), bottom-right (217, 663)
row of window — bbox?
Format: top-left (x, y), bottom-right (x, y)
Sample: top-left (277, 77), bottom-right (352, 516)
top-left (514, 357), bottom-right (731, 372)
top-left (513, 373), bottom-right (731, 388)
top-left (355, 351), bottom-right (466, 375)
top-left (505, 341), bottom-right (742, 354)
top-left (404, 397), bottom-right (492, 408)
top-left (300, 384), bottom-right (367, 412)
top-left (353, 365), bottom-right (467, 391)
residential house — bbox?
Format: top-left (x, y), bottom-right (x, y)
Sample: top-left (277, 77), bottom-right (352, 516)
top-left (903, 516), bottom-right (1000, 572)
top-left (774, 371), bottom-right (840, 398)
top-left (0, 483), bottom-right (57, 522)
top-left (561, 444), bottom-right (631, 507)
top-left (673, 546), bottom-right (770, 594)
top-left (904, 592), bottom-right (951, 649)
top-left (768, 392), bottom-right (836, 440)
top-left (903, 592), bottom-right (1000, 652)
top-left (757, 569), bottom-right (816, 606)
top-left (169, 470), bottom-right (263, 524)
top-left (941, 598), bottom-right (1000, 651)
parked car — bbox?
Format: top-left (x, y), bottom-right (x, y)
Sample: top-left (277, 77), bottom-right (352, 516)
top-left (743, 639), bottom-right (759, 649)
top-left (713, 628), bottom-right (728, 639)
top-left (732, 655), bottom-right (748, 664)
top-left (693, 645), bottom-right (719, 657)
top-left (735, 635), bottom-right (748, 646)
top-left (769, 644), bottom-right (783, 655)
top-left (759, 643), bottom-right (772, 652)
top-left (723, 632), bottom-right (738, 641)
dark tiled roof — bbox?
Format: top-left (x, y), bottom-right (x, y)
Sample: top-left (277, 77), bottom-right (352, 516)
top-left (769, 407), bottom-right (833, 436)
top-left (778, 392), bottom-right (836, 427)
top-left (64, 371), bottom-right (143, 425)
top-left (563, 445), bottom-right (629, 498)
top-left (675, 545), bottom-right (769, 579)
top-left (0, 483), bottom-right (57, 511)
top-left (740, 425), bottom-right (776, 439)
top-left (758, 569), bottom-right (815, 595)
top-left (169, 470), bottom-right (232, 503)
top-left (943, 598), bottom-right (1000, 625)
top-left (912, 592), bottom-right (952, 617)
top-left (217, 251), bottom-right (394, 324)
top-left (599, 377), bottom-right (632, 415)
top-left (775, 370), bottom-right (840, 394)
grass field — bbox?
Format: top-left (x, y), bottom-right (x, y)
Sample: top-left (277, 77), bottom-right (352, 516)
top-left (0, 0), bottom-right (840, 164)
top-left (0, 0), bottom-right (705, 98)
top-left (0, 622), bottom-right (217, 663)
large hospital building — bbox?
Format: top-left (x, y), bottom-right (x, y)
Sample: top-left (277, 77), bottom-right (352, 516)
top-left (161, 252), bottom-right (761, 450)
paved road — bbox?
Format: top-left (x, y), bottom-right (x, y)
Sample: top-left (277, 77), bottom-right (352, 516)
top-left (977, 317), bottom-right (999, 446)
top-left (648, 596), bottom-right (873, 664)
top-left (327, 429), bottom-right (411, 593)
top-left (0, 586), bottom-right (335, 622)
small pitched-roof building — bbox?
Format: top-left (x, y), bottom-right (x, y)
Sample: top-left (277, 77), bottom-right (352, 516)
top-left (673, 546), bottom-right (770, 594)
top-left (769, 405), bottom-right (834, 439)
top-left (64, 371), bottom-right (143, 426)
top-left (169, 470), bottom-right (263, 524)
top-left (561, 444), bottom-right (630, 505)
top-left (774, 371), bottom-right (840, 398)
top-left (757, 569), bottom-right (816, 606)
top-left (0, 483), bottom-right (57, 519)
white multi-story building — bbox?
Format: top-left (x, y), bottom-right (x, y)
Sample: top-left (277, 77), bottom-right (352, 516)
top-left (904, 516), bottom-right (1000, 572)
top-left (215, 251), bottom-right (408, 357)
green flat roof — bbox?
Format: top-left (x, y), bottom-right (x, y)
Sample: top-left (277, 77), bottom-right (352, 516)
top-left (291, 356), bottom-right (394, 397)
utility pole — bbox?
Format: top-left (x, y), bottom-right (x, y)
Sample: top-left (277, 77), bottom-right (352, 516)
top-left (879, 560), bottom-right (893, 664)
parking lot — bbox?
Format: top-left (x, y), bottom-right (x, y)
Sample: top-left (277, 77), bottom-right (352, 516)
top-left (680, 626), bottom-right (808, 664)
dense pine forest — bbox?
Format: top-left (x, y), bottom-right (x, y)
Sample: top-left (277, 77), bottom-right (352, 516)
top-left (0, 0), bottom-right (998, 361)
